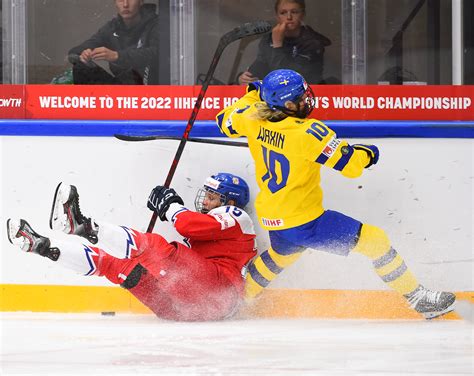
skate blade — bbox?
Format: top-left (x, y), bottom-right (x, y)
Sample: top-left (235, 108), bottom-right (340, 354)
top-left (424, 302), bottom-right (456, 320)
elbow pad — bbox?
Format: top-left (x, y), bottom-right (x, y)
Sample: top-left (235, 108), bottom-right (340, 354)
top-left (352, 144), bottom-right (379, 168)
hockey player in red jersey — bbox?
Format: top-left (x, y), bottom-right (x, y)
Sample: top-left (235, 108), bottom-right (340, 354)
top-left (6, 173), bottom-right (257, 321)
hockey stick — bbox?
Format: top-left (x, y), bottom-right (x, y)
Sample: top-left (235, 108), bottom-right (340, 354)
top-left (115, 134), bottom-right (249, 147)
top-left (146, 20), bottom-right (271, 233)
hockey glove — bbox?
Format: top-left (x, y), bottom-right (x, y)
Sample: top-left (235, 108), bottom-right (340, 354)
top-left (147, 186), bottom-right (184, 221)
top-left (352, 144), bottom-right (379, 168)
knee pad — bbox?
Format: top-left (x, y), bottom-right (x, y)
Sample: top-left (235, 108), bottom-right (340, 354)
top-left (120, 263), bottom-right (147, 290)
top-left (353, 224), bottom-right (391, 259)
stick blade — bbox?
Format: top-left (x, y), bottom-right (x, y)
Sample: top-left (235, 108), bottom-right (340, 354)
top-left (114, 134), bottom-right (159, 142)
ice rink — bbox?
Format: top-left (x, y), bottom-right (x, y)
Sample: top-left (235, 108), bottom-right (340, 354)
top-left (1, 312), bottom-right (472, 376)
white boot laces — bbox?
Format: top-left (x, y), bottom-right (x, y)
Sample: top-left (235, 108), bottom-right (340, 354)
top-left (408, 287), bottom-right (441, 307)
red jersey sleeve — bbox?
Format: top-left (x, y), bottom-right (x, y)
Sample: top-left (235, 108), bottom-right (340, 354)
top-left (166, 203), bottom-right (255, 242)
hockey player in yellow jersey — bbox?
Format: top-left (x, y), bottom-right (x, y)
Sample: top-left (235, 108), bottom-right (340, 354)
top-left (216, 68), bottom-right (456, 319)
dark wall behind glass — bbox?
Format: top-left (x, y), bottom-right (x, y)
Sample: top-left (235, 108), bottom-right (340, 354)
top-left (26, 0), bottom-right (169, 84)
top-left (27, 0), bottom-right (116, 83)
top-left (368, 0), bottom-right (452, 84)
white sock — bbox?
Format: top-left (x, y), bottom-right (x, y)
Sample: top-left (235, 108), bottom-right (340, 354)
top-left (95, 220), bottom-right (140, 259)
top-left (50, 238), bottom-right (99, 276)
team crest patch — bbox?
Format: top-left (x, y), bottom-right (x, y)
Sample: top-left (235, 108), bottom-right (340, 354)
top-left (322, 136), bottom-right (341, 157)
top-left (341, 146), bottom-right (350, 155)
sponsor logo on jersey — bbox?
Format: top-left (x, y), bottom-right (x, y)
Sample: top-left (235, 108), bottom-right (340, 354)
top-left (211, 212), bottom-right (236, 230)
top-left (261, 217), bottom-right (285, 227)
top-left (321, 136), bottom-right (341, 157)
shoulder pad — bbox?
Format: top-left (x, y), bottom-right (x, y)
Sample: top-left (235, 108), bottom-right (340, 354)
top-left (209, 206), bottom-right (255, 235)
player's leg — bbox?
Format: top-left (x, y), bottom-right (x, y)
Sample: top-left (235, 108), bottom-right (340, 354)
top-left (285, 210), bottom-right (424, 303)
top-left (246, 209), bottom-right (367, 301)
top-left (50, 182), bottom-right (99, 244)
top-left (353, 223), bottom-right (455, 319)
top-left (6, 218), bottom-right (136, 282)
top-left (301, 209), bottom-right (455, 319)
top-left (245, 237), bottom-right (305, 299)
top-left (50, 182), bottom-right (146, 259)
top-left (131, 239), bottom-right (240, 321)
top-left (6, 217), bottom-right (183, 319)
top-left (119, 264), bottom-right (188, 320)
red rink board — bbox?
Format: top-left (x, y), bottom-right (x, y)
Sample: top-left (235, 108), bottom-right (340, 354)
top-left (0, 84), bottom-right (473, 120)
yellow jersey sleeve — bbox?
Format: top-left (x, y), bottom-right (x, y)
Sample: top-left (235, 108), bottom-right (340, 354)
top-left (300, 119), bottom-right (372, 178)
top-left (216, 86), bottom-right (261, 139)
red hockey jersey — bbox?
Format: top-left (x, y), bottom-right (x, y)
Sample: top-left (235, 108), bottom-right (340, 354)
top-left (166, 203), bottom-right (257, 290)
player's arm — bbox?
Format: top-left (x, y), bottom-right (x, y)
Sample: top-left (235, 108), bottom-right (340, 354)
top-left (216, 84), bottom-right (262, 138)
top-left (303, 120), bottom-right (379, 178)
top-left (167, 204), bottom-right (251, 241)
top-left (147, 186), bottom-right (246, 240)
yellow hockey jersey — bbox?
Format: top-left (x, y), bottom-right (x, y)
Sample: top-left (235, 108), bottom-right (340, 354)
top-left (216, 87), bottom-right (371, 230)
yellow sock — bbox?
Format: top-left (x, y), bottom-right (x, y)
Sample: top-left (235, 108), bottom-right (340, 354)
top-left (245, 247), bottom-right (303, 299)
top-left (353, 224), bottom-right (419, 295)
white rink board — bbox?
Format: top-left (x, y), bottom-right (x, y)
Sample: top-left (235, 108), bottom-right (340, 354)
top-left (1, 136), bottom-right (472, 291)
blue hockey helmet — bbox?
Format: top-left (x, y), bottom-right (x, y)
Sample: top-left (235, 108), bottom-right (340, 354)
top-left (261, 69), bottom-right (314, 118)
top-left (195, 172), bottom-right (250, 213)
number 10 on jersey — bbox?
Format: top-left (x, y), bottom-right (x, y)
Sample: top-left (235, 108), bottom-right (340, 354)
top-left (261, 146), bottom-right (290, 194)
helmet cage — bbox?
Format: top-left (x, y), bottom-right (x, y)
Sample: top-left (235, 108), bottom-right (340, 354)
top-left (194, 187), bottom-right (226, 214)
top-left (194, 173), bottom-right (250, 213)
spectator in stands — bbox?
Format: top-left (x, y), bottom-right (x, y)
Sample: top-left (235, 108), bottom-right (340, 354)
top-left (68, 0), bottom-right (159, 85)
top-left (238, 0), bottom-right (331, 85)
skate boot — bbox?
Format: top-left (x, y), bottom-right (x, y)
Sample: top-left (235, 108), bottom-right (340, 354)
top-left (405, 285), bottom-right (456, 319)
top-left (49, 182), bottom-right (98, 244)
top-left (7, 219), bottom-right (60, 261)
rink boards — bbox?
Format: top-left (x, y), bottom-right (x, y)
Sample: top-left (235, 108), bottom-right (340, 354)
top-left (0, 120), bottom-right (473, 319)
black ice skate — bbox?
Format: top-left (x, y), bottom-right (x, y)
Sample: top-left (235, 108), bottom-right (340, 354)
top-left (49, 183), bottom-right (98, 244)
top-left (405, 285), bottom-right (456, 319)
top-left (6, 219), bottom-right (60, 261)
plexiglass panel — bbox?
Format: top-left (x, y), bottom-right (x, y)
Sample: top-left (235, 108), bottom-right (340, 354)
top-left (0, 0), bottom-right (471, 85)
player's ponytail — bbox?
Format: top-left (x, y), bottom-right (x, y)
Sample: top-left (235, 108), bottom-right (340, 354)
top-left (252, 102), bottom-right (287, 121)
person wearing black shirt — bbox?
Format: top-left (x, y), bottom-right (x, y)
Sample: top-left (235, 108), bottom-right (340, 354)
top-left (238, 0), bottom-right (331, 85)
top-left (68, 0), bottom-right (159, 85)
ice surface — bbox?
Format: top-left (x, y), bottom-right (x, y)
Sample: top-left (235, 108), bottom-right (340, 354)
top-left (1, 312), bottom-right (472, 375)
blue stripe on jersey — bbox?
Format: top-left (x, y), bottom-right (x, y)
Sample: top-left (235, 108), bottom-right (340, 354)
top-left (315, 153), bottom-right (329, 165)
top-left (248, 262), bottom-right (271, 287)
top-left (333, 146), bottom-right (354, 171)
top-left (260, 250), bottom-right (284, 274)
top-left (216, 113), bottom-right (225, 132)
